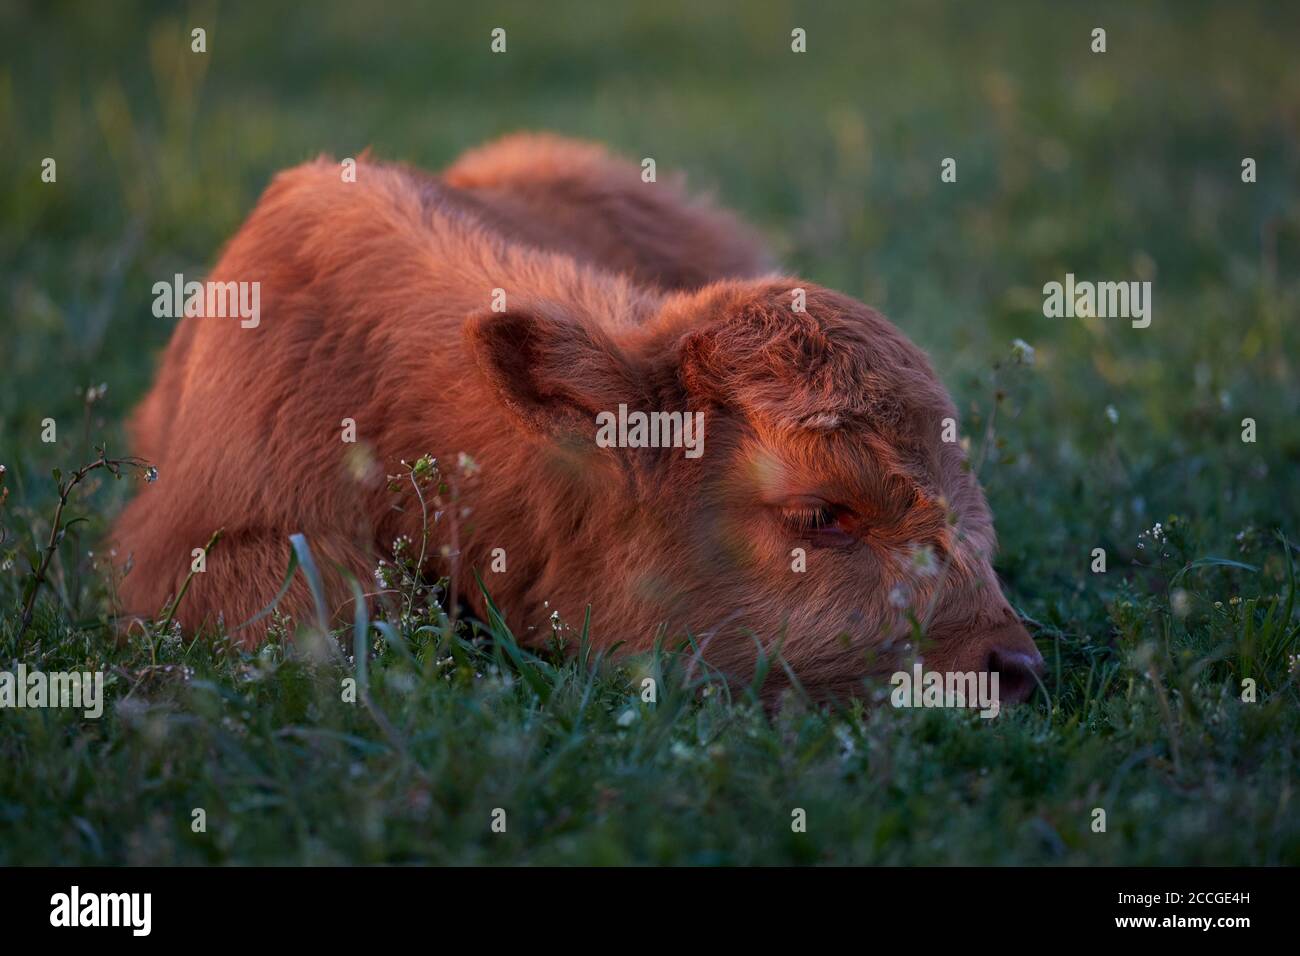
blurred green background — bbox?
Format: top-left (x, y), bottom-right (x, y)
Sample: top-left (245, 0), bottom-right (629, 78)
top-left (0, 1), bottom-right (1298, 864)
top-left (2, 0), bottom-right (1297, 536)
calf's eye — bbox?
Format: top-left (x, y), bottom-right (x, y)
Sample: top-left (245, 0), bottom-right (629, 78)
top-left (776, 501), bottom-right (858, 548)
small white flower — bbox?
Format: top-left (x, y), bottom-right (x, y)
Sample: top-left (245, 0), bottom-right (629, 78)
top-left (1105, 405), bottom-right (1119, 425)
top-left (1010, 338), bottom-right (1035, 366)
top-left (908, 543), bottom-right (939, 578)
top-left (1170, 588), bottom-right (1190, 619)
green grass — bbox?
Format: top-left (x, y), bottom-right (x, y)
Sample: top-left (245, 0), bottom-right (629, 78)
top-left (2, 0), bottom-right (1299, 864)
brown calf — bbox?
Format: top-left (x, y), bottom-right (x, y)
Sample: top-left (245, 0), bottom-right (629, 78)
top-left (111, 133), bottom-right (1043, 702)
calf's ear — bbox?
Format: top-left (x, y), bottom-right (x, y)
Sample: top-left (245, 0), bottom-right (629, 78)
top-left (465, 307), bottom-right (641, 439)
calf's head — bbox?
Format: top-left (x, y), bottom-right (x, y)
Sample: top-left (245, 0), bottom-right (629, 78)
top-left (466, 279), bottom-right (1043, 704)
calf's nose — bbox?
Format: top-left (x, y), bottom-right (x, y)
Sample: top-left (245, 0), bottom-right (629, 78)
top-left (984, 638), bottom-right (1044, 705)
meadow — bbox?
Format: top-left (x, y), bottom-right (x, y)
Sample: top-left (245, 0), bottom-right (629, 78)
top-left (1, 0), bottom-right (1298, 864)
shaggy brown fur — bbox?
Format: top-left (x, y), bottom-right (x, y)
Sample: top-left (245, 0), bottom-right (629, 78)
top-left (111, 133), bottom-right (1042, 702)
